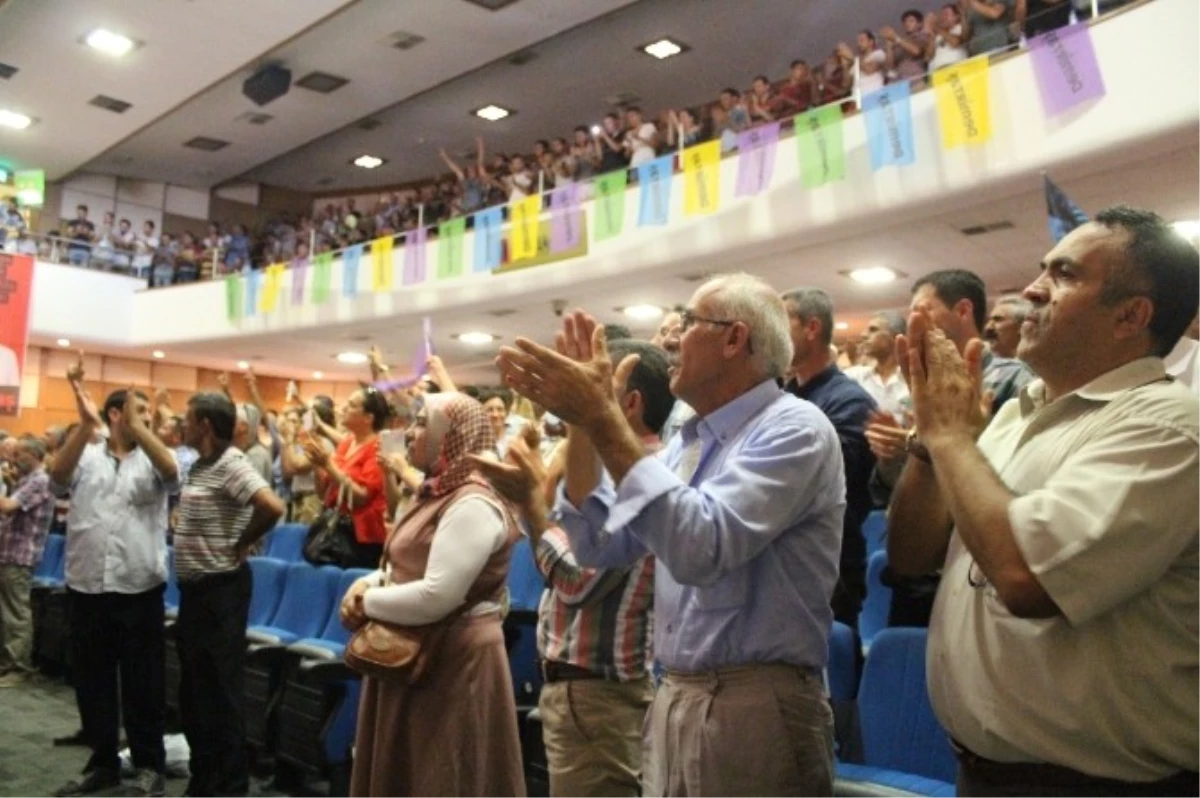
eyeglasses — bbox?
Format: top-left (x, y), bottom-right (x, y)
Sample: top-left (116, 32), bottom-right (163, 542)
top-left (677, 309), bottom-right (754, 354)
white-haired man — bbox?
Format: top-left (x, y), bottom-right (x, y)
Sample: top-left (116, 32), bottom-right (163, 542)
top-left (497, 273), bottom-right (844, 796)
top-left (983, 295), bottom-right (1033, 359)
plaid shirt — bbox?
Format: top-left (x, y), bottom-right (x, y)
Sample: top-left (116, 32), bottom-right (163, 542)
top-left (0, 469), bottom-right (55, 568)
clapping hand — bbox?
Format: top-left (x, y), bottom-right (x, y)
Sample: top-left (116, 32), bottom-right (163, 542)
top-left (900, 312), bottom-right (990, 445)
top-left (67, 351), bottom-right (103, 428)
top-left (303, 437), bottom-right (330, 467)
top-left (469, 423), bottom-right (547, 515)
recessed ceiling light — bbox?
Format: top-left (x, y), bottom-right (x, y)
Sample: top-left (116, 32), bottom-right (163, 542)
top-left (353, 154), bottom-right (385, 169)
top-left (641, 38), bottom-right (688, 60)
top-left (56, 338), bottom-right (71, 348)
top-left (473, 105), bottom-right (511, 122)
top-left (455, 332), bottom-right (497, 345)
top-left (85, 29), bottom-right (135, 57)
top-left (336, 351), bottom-right (370, 365)
top-left (834, 322), bottom-right (849, 331)
top-left (621, 304), bottom-right (664, 320)
top-left (0, 110), bottom-right (32, 130)
top-left (845, 267), bottom-right (900, 285)
top-left (1173, 220), bottom-right (1200, 240)
top-left (152, 350), bottom-right (165, 359)
top-left (312, 371), bottom-right (324, 379)
top-left (236, 360), bottom-right (250, 370)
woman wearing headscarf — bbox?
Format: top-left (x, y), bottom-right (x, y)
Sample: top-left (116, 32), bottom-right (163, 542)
top-left (341, 393), bottom-right (526, 797)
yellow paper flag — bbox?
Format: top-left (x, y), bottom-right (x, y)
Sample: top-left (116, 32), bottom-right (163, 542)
top-left (932, 56), bottom-right (992, 149)
top-left (510, 195), bottom-right (541, 261)
top-left (371, 235), bottom-right (394, 292)
top-left (683, 140), bottom-right (721, 216)
top-left (260, 263), bottom-right (285, 313)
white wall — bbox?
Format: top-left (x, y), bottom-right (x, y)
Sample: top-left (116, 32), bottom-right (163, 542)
top-left (29, 262), bottom-right (145, 344)
top-left (57, 175), bottom-right (212, 232)
top-left (26, 0), bottom-right (1200, 349)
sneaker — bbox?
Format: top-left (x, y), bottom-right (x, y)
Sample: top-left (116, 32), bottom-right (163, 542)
top-left (130, 769), bottom-right (165, 798)
top-left (53, 767), bottom-right (121, 797)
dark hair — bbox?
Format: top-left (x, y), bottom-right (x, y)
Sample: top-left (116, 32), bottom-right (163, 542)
top-left (103, 389), bottom-right (148, 423)
top-left (120, 217), bottom-right (131, 226)
top-left (626, 105), bottom-right (643, 115)
top-left (902, 9), bottom-right (924, 23)
top-left (77, 204), bottom-right (88, 213)
top-left (188, 392), bottom-right (236, 443)
top-left (753, 74), bottom-right (770, 85)
top-left (790, 59), bottom-right (809, 69)
top-left (604, 112), bottom-right (619, 122)
top-left (19, 437), bottom-right (47, 461)
top-left (942, 3), bottom-right (961, 18)
top-left (536, 139), bottom-right (550, 150)
top-left (311, 395), bottom-right (335, 426)
top-left (358, 388), bottom-right (391, 432)
top-left (461, 384), bottom-right (482, 400)
top-left (860, 29), bottom-right (877, 44)
top-left (607, 340), bottom-right (675, 436)
top-left (912, 269), bottom-right (987, 333)
top-left (1094, 205), bottom-right (1200, 357)
top-left (604, 323), bottom-right (633, 342)
top-left (480, 388), bottom-right (512, 411)
top-left (781, 287), bottom-right (836, 347)
top-left (574, 125), bottom-right (589, 136)
top-left (721, 87), bottom-right (741, 98)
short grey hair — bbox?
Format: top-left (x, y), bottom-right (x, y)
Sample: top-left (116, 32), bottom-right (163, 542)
top-left (875, 310), bottom-right (907, 336)
top-left (994, 294), bottom-right (1033, 322)
top-left (781, 287), bottom-right (835, 347)
top-left (700, 273), bottom-right (793, 380)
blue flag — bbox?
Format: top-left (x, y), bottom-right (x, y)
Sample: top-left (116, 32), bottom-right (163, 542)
top-left (342, 243), bottom-right (362, 297)
top-left (1044, 173), bottom-right (1088, 243)
top-left (243, 269), bottom-right (260, 317)
top-left (473, 206), bottom-right (504, 273)
top-left (863, 82), bottom-right (915, 170)
top-left (637, 155), bottom-right (674, 226)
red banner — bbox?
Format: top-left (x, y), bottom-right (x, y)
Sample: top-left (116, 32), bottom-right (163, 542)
top-left (0, 253), bottom-right (34, 416)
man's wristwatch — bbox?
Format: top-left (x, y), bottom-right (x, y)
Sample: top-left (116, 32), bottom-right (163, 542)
top-left (905, 428), bottom-right (932, 464)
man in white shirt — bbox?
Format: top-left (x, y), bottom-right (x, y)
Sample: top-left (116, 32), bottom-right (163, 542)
top-left (846, 311), bottom-right (911, 421)
top-left (623, 106), bottom-right (659, 168)
top-left (889, 205), bottom-right (1199, 795)
top-left (49, 361), bottom-right (179, 798)
top-left (131, 220), bottom-right (159, 280)
top-left (855, 30), bottom-right (888, 94)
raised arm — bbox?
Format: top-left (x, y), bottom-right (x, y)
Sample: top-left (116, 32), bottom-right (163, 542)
top-left (438, 148), bottom-right (465, 181)
top-left (122, 388), bottom-right (180, 483)
top-left (50, 355), bottom-right (102, 488)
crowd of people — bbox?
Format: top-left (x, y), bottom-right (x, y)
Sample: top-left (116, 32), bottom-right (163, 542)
top-left (0, 201), bottom-right (1195, 796)
top-left (0, 0), bottom-right (1131, 291)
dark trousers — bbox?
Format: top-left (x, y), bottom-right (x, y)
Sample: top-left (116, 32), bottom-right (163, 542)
top-left (176, 565), bottom-right (252, 797)
top-left (68, 586), bottom-right (166, 774)
top-left (955, 743), bottom-right (1199, 797)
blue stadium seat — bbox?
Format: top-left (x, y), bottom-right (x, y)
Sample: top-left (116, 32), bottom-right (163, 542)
top-left (265, 523), bottom-right (309, 563)
top-left (287, 568), bottom-right (372, 660)
top-left (247, 563), bottom-right (339, 645)
top-left (247, 557), bottom-right (290, 627)
top-left (32, 533), bottom-right (65, 588)
top-left (860, 551), bottom-right (892, 648)
top-left (863, 510), bottom-right (887, 558)
top-left (164, 546), bottom-right (180, 619)
top-left (507, 534), bottom-right (544, 612)
top-left (835, 628), bottom-right (957, 796)
top-left (827, 621), bottom-right (858, 702)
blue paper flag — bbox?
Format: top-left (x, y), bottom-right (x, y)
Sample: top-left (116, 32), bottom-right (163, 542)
top-left (637, 155), bottom-right (674, 227)
top-left (244, 269), bottom-right (260, 317)
top-left (473, 206), bottom-right (504, 273)
top-left (863, 82), bottom-right (916, 170)
top-left (342, 243), bottom-right (362, 297)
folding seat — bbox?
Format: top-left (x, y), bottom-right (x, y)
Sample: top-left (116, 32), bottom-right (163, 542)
top-left (264, 523), bottom-right (309, 563)
top-left (827, 620), bottom-right (859, 702)
top-left (163, 546), bottom-right (180, 620)
top-left (31, 533), bottom-right (65, 588)
top-left (859, 551), bottom-right (892, 649)
top-left (863, 510), bottom-right (888, 558)
top-left (835, 627), bottom-right (957, 797)
top-left (32, 534), bottom-right (70, 673)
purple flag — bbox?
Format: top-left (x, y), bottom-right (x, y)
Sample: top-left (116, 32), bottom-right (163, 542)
top-left (371, 317), bottom-right (434, 391)
top-left (290, 258), bottom-right (309, 305)
top-left (735, 122), bottom-right (781, 196)
top-left (402, 227), bottom-right (427, 286)
top-left (549, 183), bottom-right (582, 252)
top-left (1029, 23), bottom-right (1106, 116)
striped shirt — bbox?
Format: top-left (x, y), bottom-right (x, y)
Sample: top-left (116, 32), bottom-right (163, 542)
top-left (174, 446), bottom-right (269, 581)
top-left (0, 469), bottom-right (55, 568)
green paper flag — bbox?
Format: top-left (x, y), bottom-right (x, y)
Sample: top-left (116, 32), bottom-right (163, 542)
top-left (593, 170), bottom-right (628, 241)
top-left (224, 275), bottom-right (242, 320)
top-left (437, 217), bottom-right (466, 279)
top-left (312, 251), bottom-right (333, 304)
top-left (796, 104), bottom-right (846, 188)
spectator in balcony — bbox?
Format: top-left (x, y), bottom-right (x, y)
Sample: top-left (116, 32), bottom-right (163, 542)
top-left (571, 126), bottom-right (598, 181)
top-left (747, 75), bottom-right (781, 124)
top-left (623, 106), bottom-right (659, 168)
top-left (0, 202), bottom-right (24, 250)
top-left (718, 88), bottom-right (752, 133)
top-left (66, 205), bottom-right (95, 267)
top-left (665, 107), bottom-right (703, 149)
top-left (502, 154), bottom-right (536, 201)
top-left (110, 218), bottom-right (135, 273)
top-left (440, 138), bottom-right (489, 215)
top-left (818, 50), bottom-right (854, 104)
top-left (223, 224), bottom-right (251, 273)
top-left (1021, 0), bottom-right (1072, 37)
top-left (132, 220), bottom-right (159, 280)
top-left (983, 295), bottom-right (1032, 359)
top-left (202, 222), bottom-right (224, 259)
top-left (150, 233), bottom-right (177, 288)
top-left (550, 137), bottom-right (575, 186)
top-left (851, 31), bottom-right (887, 95)
top-left (595, 113), bottom-right (627, 175)
top-left (965, 0), bottom-right (1016, 56)
top-left (175, 232), bottom-right (201, 284)
top-left (883, 11), bottom-right (932, 85)
top-left (928, 2), bottom-right (970, 70)
top-left (778, 60), bottom-right (818, 115)
top-left (15, 230), bottom-right (38, 258)
top-left (91, 211), bottom-right (116, 271)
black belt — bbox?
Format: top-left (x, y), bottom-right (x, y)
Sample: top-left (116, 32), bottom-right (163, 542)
top-left (953, 740), bottom-right (1199, 797)
top-left (541, 660), bottom-right (606, 684)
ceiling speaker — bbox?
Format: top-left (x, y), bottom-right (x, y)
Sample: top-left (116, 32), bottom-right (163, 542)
top-left (243, 64), bottom-right (292, 107)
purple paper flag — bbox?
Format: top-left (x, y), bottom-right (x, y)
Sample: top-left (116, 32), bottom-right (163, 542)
top-left (371, 317), bottom-right (435, 391)
top-left (290, 258), bottom-right (309, 305)
top-left (549, 183), bottom-right (582, 252)
top-left (402, 227), bottom-right (427, 286)
top-left (1029, 23), bottom-right (1106, 116)
top-left (735, 121), bottom-right (781, 197)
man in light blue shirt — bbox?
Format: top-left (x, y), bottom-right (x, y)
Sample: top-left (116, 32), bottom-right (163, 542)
top-left (498, 273), bottom-right (844, 796)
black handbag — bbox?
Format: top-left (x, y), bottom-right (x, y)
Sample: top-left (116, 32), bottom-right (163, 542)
top-left (303, 485), bottom-right (357, 567)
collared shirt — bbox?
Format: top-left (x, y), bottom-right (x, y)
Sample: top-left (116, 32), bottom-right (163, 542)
top-left (928, 358), bottom-right (1199, 781)
top-left (175, 446), bottom-right (270, 581)
top-left (845, 364), bottom-right (911, 421)
top-left (55, 441), bottom-right (177, 594)
top-left (1164, 336), bottom-right (1199, 393)
top-left (982, 351), bottom-right (1034, 416)
top-left (556, 379), bottom-right (844, 672)
top-left (0, 469), bottom-right (55, 568)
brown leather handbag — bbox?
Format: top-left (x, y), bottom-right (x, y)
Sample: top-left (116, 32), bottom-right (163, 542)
top-left (343, 616), bottom-right (453, 684)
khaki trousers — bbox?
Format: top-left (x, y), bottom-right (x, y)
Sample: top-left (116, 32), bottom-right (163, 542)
top-left (0, 564), bottom-right (34, 673)
top-left (642, 663), bottom-right (834, 797)
top-left (539, 676), bottom-right (653, 797)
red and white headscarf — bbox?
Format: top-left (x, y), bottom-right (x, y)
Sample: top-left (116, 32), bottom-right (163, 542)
top-left (419, 392), bottom-right (496, 498)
